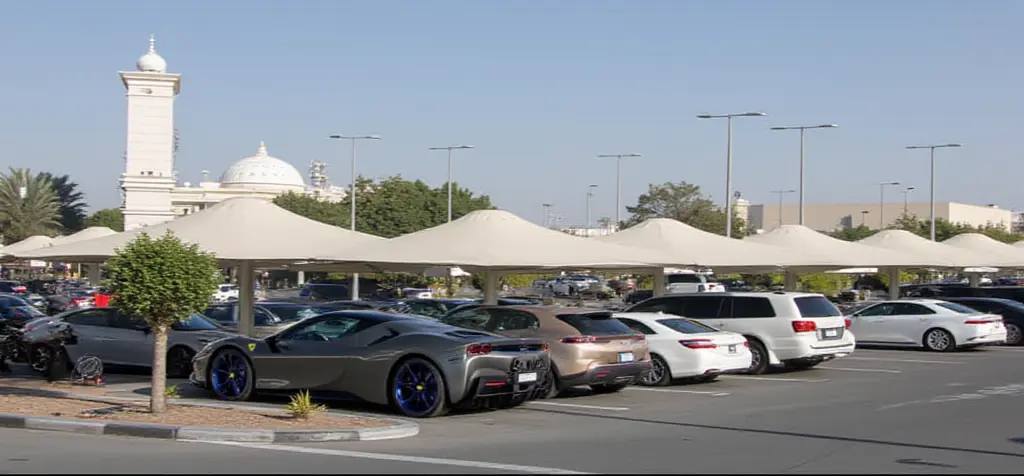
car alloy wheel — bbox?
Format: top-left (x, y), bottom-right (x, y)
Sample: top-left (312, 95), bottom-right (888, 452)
top-left (30, 346), bottom-right (52, 374)
top-left (391, 358), bottom-right (449, 418)
top-left (924, 328), bottom-right (955, 352)
top-left (641, 355), bottom-right (669, 386)
top-left (1006, 323), bottom-right (1022, 346)
top-left (209, 349), bottom-right (253, 401)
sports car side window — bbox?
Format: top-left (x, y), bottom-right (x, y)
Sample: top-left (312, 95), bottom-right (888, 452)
top-left (286, 316), bottom-right (363, 342)
top-left (442, 309), bottom-right (491, 331)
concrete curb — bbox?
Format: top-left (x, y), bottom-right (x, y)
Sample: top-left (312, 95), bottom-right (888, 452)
top-left (0, 389), bottom-right (419, 443)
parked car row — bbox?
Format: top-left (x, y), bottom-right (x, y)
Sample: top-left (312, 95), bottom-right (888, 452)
top-left (1, 289), bottom-right (1011, 421)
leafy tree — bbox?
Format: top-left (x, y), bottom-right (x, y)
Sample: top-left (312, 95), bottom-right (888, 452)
top-left (104, 231), bottom-right (221, 414)
top-left (888, 213), bottom-right (1023, 243)
top-left (0, 167), bottom-right (62, 244)
top-left (622, 181), bottom-right (747, 237)
top-left (40, 173), bottom-right (88, 233)
top-left (798, 273), bottom-right (851, 296)
top-left (273, 175), bottom-right (494, 238)
top-left (85, 208), bottom-right (125, 232)
top-left (828, 225), bottom-right (876, 242)
top-left (597, 217), bottom-right (612, 229)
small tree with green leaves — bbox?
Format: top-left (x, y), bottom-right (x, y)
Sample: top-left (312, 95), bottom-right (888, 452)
top-left (104, 231), bottom-right (221, 414)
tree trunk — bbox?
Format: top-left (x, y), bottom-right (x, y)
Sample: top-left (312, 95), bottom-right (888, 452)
top-left (150, 324), bottom-right (168, 414)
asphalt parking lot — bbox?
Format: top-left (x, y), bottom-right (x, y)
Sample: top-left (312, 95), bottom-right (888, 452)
top-left (4, 346), bottom-right (1024, 473)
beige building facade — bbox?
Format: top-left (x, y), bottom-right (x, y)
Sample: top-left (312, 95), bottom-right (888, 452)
top-left (745, 202), bottom-right (1013, 233)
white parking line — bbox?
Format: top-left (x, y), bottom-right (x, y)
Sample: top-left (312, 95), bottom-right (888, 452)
top-left (189, 441), bottom-right (591, 474)
top-left (818, 366), bottom-right (901, 374)
top-left (845, 357), bottom-right (964, 365)
top-left (718, 375), bottom-right (831, 383)
top-left (985, 347), bottom-right (1024, 352)
top-left (525, 401), bottom-right (630, 411)
top-left (627, 387), bottom-right (730, 396)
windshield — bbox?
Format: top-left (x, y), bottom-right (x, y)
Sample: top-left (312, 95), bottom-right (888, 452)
top-left (794, 296), bottom-right (842, 317)
top-left (261, 304), bottom-right (320, 321)
top-left (658, 318), bottom-right (718, 334)
top-left (172, 314), bottom-right (222, 331)
top-left (556, 312), bottom-right (633, 336)
top-left (937, 302), bottom-right (980, 314)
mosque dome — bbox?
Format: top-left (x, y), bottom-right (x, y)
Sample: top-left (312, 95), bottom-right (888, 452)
top-left (219, 142), bottom-right (306, 191)
top-left (136, 35), bottom-right (167, 73)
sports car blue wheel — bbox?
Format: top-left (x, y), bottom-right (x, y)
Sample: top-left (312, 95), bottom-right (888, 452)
top-left (209, 349), bottom-right (253, 401)
top-left (390, 357), bottom-right (449, 418)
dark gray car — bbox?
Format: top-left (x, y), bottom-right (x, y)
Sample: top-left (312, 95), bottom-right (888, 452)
top-left (24, 307), bottom-right (233, 378)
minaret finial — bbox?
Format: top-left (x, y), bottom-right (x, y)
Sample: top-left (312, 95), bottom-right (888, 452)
top-left (257, 141), bottom-right (267, 155)
top-left (148, 34), bottom-right (156, 53)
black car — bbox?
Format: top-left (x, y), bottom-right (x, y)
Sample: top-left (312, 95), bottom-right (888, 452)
top-left (0, 293), bottom-right (46, 327)
top-left (381, 298), bottom-right (476, 319)
top-left (440, 298), bottom-right (542, 319)
top-left (941, 297), bottom-right (1024, 346)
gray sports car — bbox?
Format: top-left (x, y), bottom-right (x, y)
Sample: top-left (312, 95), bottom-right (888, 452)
top-left (190, 310), bottom-right (551, 418)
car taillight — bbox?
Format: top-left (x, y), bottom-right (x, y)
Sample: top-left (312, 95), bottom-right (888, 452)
top-left (743, 340), bottom-right (750, 348)
top-left (679, 339), bottom-right (717, 349)
top-left (630, 334), bottom-right (646, 342)
top-left (844, 319), bottom-right (851, 329)
top-left (562, 336), bottom-right (597, 344)
top-left (965, 319), bottom-right (995, 325)
top-left (466, 343), bottom-right (492, 355)
top-left (540, 343), bottom-right (549, 351)
top-left (791, 320), bottom-right (817, 333)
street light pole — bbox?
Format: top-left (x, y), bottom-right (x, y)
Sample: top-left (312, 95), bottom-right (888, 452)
top-left (429, 145), bottom-right (475, 222)
top-left (905, 143), bottom-right (963, 241)
top-left (698, 112), bottom-right (767, 237)
top-left (769, 124), bottom-right (838, 226)
top-left (586, 185), bottom-right (598, 230)
top-left (902, 186), bottom-right (915, 214)
top-left (329, 134), bottom-right (382, 300)
top-left (770, 189), bottom-right (796, 227)
top-left (878, 181), bottom-right (900, 228)
top-left (596, 153), bottom-right (641, 226)
top-left (542, 203), bottom-right (553, 227)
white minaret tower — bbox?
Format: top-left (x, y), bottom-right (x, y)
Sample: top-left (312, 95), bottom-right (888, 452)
top-left (118, 35), bottom-right (181, 231)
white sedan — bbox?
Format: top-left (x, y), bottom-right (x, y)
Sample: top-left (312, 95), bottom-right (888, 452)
top-left (615, 312), bottom-right (752, 385)
top-left (848, 299), bottom-right (1007, 352)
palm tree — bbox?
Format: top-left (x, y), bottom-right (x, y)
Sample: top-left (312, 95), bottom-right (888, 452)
top-left (0, 168), bottom-right (62, 244)
top-left (39, 172), bottom-right (87, 233)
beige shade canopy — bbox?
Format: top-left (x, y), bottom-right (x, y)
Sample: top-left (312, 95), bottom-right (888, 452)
top-left (857, 229), bottom-right (996, 269)
top-left (14, 197), bottom-right (384, 266)
top-left (942, 233), bottom-right (1024, 269)
top-left (744, 225), bottom-right (933, 269)
top-left (592, 218), bottom-right (806, 273)
top-left (49, 227), bottom-right (118, 247)
top-left (0, 235), bottom-right (55, 261)
top-left (311, 209), bottom-right (671, 274)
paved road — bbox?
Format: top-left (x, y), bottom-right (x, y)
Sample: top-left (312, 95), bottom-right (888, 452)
top-left (3, 347), bottom-right (1024, 473)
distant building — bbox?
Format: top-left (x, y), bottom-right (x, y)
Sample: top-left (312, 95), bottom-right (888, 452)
top-left (744, 201), bottom-right (1013, 233)
top-left (562, 225), bottom-right (619, 237)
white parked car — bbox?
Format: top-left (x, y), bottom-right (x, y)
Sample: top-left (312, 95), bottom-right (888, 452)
top-left (550, 277), bottom-right (592, 296)
top-left (212, 284), bottom-right (239, 302)
top-left (625, 292), bottom-right (855, 374)
top-left (615, 312), bottom-right (752, 385)
top-left (848, 299), bottom-right (1007, 351)
top-left (401, 288), bottom-right (434, 299)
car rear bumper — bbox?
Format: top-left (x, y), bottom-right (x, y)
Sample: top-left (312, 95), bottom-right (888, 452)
top-left (668, 350), bottom-right (752, 378)
top-left (561, 360), bottom-right (652, 387)
top-left (963, 331), bottom-right (1007, 345)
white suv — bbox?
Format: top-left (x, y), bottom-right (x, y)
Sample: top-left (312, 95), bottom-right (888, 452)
top-left (665, 272), bottom-right (725, 294)
top-left (625, 291), bottom-right (855, 374)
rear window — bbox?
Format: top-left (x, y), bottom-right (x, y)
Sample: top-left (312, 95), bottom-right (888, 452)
top-left (794, 296), bottom-right (842, 318)
top-left (658, 318), bottom-right (717, 334)
top-left (936, 302), bottom-right (979, 314)
top-left (556, 312), bottom-right (633, 336)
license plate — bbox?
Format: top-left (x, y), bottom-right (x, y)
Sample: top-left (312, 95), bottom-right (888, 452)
top-left (517, 372), bottom-right (537, 383)
top-left (728, 345), bottom-right (737, 354)
top-left (618, 352), bottom-right (634, 363)
top-left (824, 329), bottom-right (839, 337)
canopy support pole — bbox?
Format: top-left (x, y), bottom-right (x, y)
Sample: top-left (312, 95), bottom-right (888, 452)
top-left (783, 271), bottom-right (798, 291)
top-left (967, 273), bottom-right (981, 288)
top-left (296, 271), bottom-right (305, 286)
top-left (237, 261), bottom-right (256, 337)
top-left (483, 272), bottom-right (499, 305)
top-left (86, 264), bottom-right (102, 285)
top-left (652, 268), bottom-right (666, 297)
top-left (888, 267), bottom-right (900, 300)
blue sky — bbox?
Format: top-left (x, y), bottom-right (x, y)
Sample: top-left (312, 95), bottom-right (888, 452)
top-left (1, 0), bottom-right (1021, 226)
